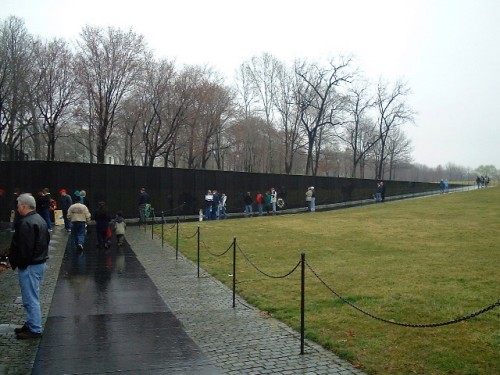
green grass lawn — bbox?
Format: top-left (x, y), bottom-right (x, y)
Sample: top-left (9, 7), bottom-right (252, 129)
top-left (156, 187), bottom-right (500, 375)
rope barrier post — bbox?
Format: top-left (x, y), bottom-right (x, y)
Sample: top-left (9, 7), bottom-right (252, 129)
top-left (176, 216), bottom-right (179, 260)
top-left (300, 251), bottom-right (305, 355)
top-left (151, 208), bottom-right (154, 240)
top-left (232, 237), bottom-right (237, 308)
top-left (197, 226), bottom-right (200, 278)
top-left (161, 212), bottom-right (164, 249)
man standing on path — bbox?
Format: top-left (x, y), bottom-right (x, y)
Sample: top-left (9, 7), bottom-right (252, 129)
top-left (138, 187), bottom-right (150, 224)
top-left (6, 193), bottom-right (50, 339)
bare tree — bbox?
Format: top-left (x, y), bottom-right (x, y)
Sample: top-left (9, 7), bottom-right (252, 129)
top-left (0, 16), bottom-right (34, 160)
top-left (75, 25), bottom-right (147, 164)
top-left (242, 53), bottom-right (282, 172)
top-left (374, 79), bottom-right (415, 179)
top-left (385, 127), bottom-right (413, 180)
top-left (295, 57), bottom-right (353, 175)
top-left (338, 82), bottom-right (378, 177)
top-left (139, 58), bottom-right (180, 167)
top-left (32, 38), bottom-right (78, 160)
top-left (272, 61), bottom-right (306, 174)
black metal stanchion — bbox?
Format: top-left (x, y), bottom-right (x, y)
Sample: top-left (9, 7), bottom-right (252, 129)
top-left (161, 212), bottom-right (164, 248)
top-left (232, 237), bottom-right (236, 308)
top-left (151, 208), bottom-right (154, 239)
top-left (300, 251), bottom-right (305, 355)
top-left (197, 226), bottom-right (200, 278)
top-left (176, 217), bottom-right (179, 260)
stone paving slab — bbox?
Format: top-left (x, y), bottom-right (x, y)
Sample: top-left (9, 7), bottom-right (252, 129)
top-left (127, 226), bottom-right (366, 375)
top-left (0, 229), bottom-right (66, 375)
top-left (0, 225), bottom-right (366, 375)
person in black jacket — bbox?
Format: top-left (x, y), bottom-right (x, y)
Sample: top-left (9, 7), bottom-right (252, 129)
top-left (7, 193), bottom-right (50, 339)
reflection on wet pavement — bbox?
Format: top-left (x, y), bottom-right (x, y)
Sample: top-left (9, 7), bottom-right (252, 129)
top-left (33, 228), bottom-right (221, 374)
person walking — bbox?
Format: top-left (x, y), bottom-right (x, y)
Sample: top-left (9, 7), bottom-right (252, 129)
top-left (37, 188), bottom-right (52, 231)
top-left (67, 199), bottom-right (91, 254)
top-left (6, 193), bottom-right (50, 339)
top-left (59, 189), bottom-right (73, 232)
top-left (138, 187), bottom-right (150, 225)
top-left (94, 201), bottom-right (112, 249)
top-left (113, 211), bottom-right (126, 247)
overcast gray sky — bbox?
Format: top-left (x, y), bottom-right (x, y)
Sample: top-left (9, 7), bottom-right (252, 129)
top-left (4, 0), bottom-right (499, 169)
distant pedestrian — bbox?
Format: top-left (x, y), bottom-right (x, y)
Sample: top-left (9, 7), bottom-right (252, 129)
top-left (67, 199), bottom-right (91, 254)
top-left (94, 201), bottom-right (112, 249)
top-left (380, 182), bottom-right (386, 202)
top-left (220, 193), bottom-right (228, 219)
top-left (305, 187), bottom-right (312, 210)
top-left (310, 187), bottom-right (316, 211)
top-left (113, 211), bottom-right (126, 247)
top-left (244, 192), bottom-right (253, 217)
top-left (37, 188), bottom-right (52, 231)
top-left (439, 180), bottom-right (445, 194)
top-left (78, 190), bottom-right (90, 208)
top-left (375, 182), bottom-right (382, 202)
top-left (270, 188), bottom-right (277, 214)
top-left (256, 192), bottom-right (264, 216)
top-left (204, 190), bottom-right (214, 220)
top-left (213, 189), bottom-right (221, 219)
top-left (59, 189), bottom-right (73, 232)
top-left (7, 193), bottom-right (50, 339)
top-left (264, 191), bottom-right (271, 215)
top-left (138, 187), bottom-right (150, 224)
top-left (10, 188), bottom-right (21, 232)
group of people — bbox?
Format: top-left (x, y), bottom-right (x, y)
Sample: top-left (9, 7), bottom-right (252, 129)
top-left (203, 187), bottom-right (281, 219)
top-left (475, 175), bottom-right (490, 188)
top-left (242, 188), bottom-right (279, 217)
top-left (203, 189), bottom-right (227, 220)
top-left (0, 187), bottom-right (132, 341)
top-left (439, 179), bottom-right (449, 194)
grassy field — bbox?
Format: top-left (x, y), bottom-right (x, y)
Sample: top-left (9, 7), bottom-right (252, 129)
top-left (156, 187), bottom-right (499, 375)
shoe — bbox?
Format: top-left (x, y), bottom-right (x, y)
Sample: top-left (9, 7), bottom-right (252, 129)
top-left (14, 324), bottom-right (29, 334)
top-left (16, 329), bottom-right (42, 339)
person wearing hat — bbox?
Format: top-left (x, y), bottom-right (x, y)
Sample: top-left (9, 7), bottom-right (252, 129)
top-left (59, 189), bottom-right (73, 232)
top-left (78, 190), bottom-right (89, 208)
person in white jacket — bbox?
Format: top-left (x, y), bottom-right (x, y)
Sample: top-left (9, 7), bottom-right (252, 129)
top-left (67, 202), bottom-right (91, 253)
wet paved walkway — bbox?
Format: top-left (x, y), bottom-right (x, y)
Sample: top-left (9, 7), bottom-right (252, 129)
top-left (1, 225), bottom-right (366, 375)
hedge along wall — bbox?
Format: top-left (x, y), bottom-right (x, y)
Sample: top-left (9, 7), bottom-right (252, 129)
top-left (0, 161), bottom-right (439, 220)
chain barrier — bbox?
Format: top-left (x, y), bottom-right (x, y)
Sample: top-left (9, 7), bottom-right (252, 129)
top-left (201, 240), bottom-right (233, 257)
top-left (179, 228), bottom-right (198, 239)
top-left (306, 261), bottom-right (500, 328)
top-left (236, 243), bottom-right (301, 279)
